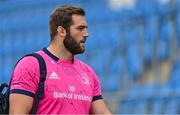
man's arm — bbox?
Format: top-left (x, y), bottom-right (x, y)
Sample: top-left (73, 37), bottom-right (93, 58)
top-left (90, 99), bottom-right (112, 114)
top-left (9, 94), bottom-right (33, 114)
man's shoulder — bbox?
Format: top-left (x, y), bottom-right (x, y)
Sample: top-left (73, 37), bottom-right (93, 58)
top-left (15, 50), bottom-right (44, 69)
top-left (75, 58), bottom-right (94, 72)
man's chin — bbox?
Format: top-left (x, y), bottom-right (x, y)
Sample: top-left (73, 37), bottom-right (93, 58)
top-left (74, 49), bottom-right (85, 55)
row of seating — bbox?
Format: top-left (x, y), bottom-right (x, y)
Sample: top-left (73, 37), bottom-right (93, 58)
top-left (119, 97), bottom-right (180, 114)
top-left (119, 84), bottom-right (180, 114)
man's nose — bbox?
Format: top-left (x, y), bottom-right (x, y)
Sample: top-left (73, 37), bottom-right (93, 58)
top-left (83, 29), bottom-right (89, 38)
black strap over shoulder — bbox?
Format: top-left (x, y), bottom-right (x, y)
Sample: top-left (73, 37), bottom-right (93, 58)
top-left (0, 53), bottom-right (46, 114)
top-left (24, 53), bottom-right (47, 114)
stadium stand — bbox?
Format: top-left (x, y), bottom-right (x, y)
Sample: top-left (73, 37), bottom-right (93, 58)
top-left (1, 0), bottom-right (180, 113)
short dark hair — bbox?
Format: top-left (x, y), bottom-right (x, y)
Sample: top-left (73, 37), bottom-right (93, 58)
top-left (49, 5), bottom-right (85, 41)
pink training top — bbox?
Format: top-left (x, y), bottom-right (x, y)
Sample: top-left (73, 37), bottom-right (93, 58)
top-left (10, 48), bottom-right (102, 114)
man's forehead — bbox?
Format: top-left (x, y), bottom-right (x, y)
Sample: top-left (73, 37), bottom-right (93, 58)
top-left (71, 14), bottom-right (88, 27)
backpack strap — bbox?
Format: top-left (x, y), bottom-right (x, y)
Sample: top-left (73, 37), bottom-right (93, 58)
top-left (6, 53), bottom-right (46, 114)
top-left (24, 53), bottom-right (47, 114)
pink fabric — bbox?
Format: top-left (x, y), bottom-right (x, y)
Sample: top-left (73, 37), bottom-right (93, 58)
top-left (10, 49), bottom-right (102, 114)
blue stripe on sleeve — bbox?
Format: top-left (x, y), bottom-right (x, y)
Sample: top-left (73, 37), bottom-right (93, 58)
top-left (92, 95), bottom-right (103, 102)
top-left (10, 89), bottom-right (35, 98)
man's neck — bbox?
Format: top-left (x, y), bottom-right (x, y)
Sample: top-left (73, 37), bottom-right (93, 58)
top-left (47, 42), bottom-right (74, 61)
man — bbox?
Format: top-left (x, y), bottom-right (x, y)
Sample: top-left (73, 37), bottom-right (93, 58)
top-left (9, 5), bottom-right (111, 114)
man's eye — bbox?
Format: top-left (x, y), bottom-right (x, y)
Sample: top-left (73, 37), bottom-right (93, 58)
top-left (78, 27), bottom-right (83, 31)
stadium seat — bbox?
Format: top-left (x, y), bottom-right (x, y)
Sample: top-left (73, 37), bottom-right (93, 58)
top-left (157, 19), bottom-right (171, 61)
top-left (133, 99), bottom-right (147, 114)
top-left (159, 85), bottom-right (172, 97)
top-left (129, 85), bottom-right (155, 97)
top-left (157, 0), bottom-right (172, 15)
top-left (143, 16), bottom-right (157, 64)
top-left (34, 29), bottom-right (49, 48)
top-left (13, 33), bottom-right (26, 53)
top-left (24, 31), bottom-right (42, 53)
top-left (169, 59), bottom-right (180, 88)
top-left (88, 49), bottom-right (108, 76)
top-left (119, 99), bottom-right (136, 114)
top-left (102, 74), bottom-right (120, 92)
top-left (2, 36), bottom-right (13, 57)
top-left (3, 57), bottom-right (15, 83)
top-left (163, 98), bottom-right (179, 114)
top-left (88, 23), bottom-right (120, 49)
top-left (0, 68), bottom-right (2, 83)
top-left (150, 98), bottom-right (163, 114)
top-left (126, 45), bottom-right (143, 80)
top-left (84, 0), bottom-right (111, 22)
top-left (103, 55), bottom-right (122, 91)
top-left (135, 0), bottom-right (158, 17)
top-left (119, 98), bottom-right (148, 114)
top-left (176, 12), bottom-right (180, 47)
top-left (127, 86), bottom-right (143, 98)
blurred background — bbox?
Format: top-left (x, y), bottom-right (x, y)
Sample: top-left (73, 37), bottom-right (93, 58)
top-left (1, 0), bottom-right (180, 114)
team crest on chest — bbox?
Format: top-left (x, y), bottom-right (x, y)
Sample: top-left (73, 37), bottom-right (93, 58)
top-left (79, 74), bottom-right (90, 86)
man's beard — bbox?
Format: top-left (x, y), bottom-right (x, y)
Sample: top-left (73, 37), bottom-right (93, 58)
top-left (63, 33), bottom-right (85, 55)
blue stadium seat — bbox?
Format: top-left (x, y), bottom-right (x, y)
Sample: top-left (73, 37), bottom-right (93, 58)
top-left (163, 98), bottom-right (179, 114)
top-left (103, 55), bottom-right (122, 91)
top-left (157, 0), bottom-right (172, 15)
top-left (109, 54), bottom-right (122, 74)
top-left (124, 25), bottom-right (139, 45)
top-left (0, 68), bottom-right (2, 83)
top-left (88, 49), bottom-right (108, 77)
top-left (135, 0), bottom-right (158, 17)
top-left (150, 98), bottom-right (163, 114)
top-left (169, 59), bottom-right (180, 88)
top-left (87, 23), bottom-right (120, 49)
top-left (2, 36), bottom-right (13, 57)
top-left (126, 45), bottom-right (143, 80)
top-left (157, 19), bottom-right (171, 61)
top-left (24, 31), bottom-right (41, 52)
top-left (102, 74), bottom-right (120, 92)
top-left (3, 57), bottom-right (14, 83)
top-left (119, 99), bottom-right (136, 114)
top-left (88, 47), bottom-right (121, 91)
top-left (119, 98), bottom-right (148, 114)
top-left (133, 99), bottom-right (147, 114)
top-left (159, 85), bottom-right (172, 96)
top-left (122, 24), bottom-right (143, 80)
top-left (107, 22), bottom-right (121, 48)
top-left (84, 0), bottom-right (111, 22)
top-left (127, 84), bottom-right (159, 100)
top-left (127, 86), bottom-right (143, 98)
top-left (143, 16), bottom-right (157, 64)
top-left (34, 29), bottom-right (49, 48)
top-left (176, 12), bottom-right (180, 47)
top-left (13, 33), bottom-right (26, 54)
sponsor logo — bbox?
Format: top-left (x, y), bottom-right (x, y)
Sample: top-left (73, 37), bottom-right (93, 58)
top-left (68, 85), bottom-right (76, 92)
top-left (54, 91), bottom-right (92, 102)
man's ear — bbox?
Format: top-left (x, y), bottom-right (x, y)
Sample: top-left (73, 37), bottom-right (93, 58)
top-left (57, 26), bottom-right (66, 37)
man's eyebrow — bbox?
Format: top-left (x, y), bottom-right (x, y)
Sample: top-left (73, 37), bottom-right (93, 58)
top-left (77, 25), bottom-right (88, 28)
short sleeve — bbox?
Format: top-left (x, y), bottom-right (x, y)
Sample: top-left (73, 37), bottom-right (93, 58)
top-left (10, 56), bottom-right (40, 98)
top-left (92, 71), bottom-right (103, 102)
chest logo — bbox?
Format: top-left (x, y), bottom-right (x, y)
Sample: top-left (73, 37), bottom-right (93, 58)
top-left (49, 72), bottom-right (60, 79)
top-left (80, 74), bottom-right (90, 86)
